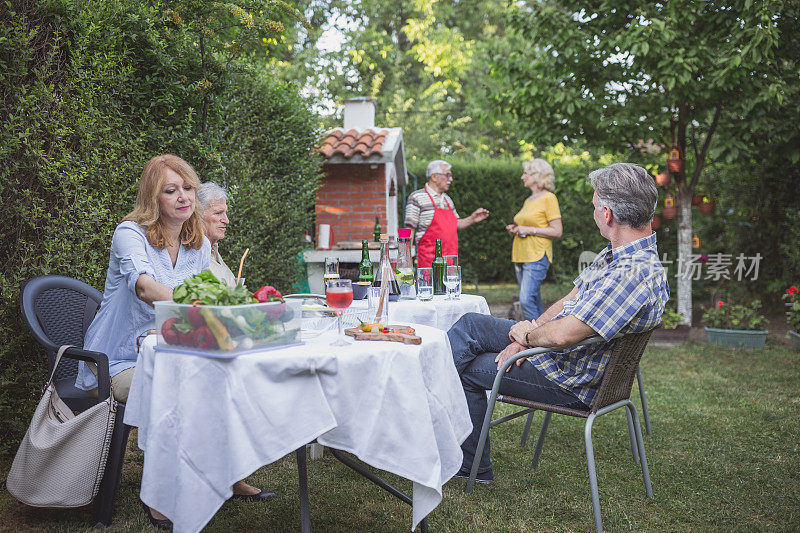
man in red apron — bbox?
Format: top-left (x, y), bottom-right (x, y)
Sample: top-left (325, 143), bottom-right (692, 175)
top-left (404, 160), bottom-right (490, 268)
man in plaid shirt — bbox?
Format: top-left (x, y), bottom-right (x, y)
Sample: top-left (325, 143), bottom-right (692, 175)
top-left (449, 163), bottom-right (669, 483)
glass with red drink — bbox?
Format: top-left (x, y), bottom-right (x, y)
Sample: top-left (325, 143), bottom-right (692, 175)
top-left (325, 278), bottom-right (353, 345)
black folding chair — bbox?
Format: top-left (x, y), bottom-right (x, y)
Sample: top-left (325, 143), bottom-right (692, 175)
top-left (20, 275), bottom-right (131, 527)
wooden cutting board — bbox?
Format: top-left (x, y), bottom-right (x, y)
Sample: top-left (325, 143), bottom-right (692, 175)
top-left (344, 325), bottom-right (422, 345)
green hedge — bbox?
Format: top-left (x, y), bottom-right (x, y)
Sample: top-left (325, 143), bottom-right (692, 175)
top-left (0, 0), bottom-right (319, 456)
top-left (407, 150), bottom-right (607, 283)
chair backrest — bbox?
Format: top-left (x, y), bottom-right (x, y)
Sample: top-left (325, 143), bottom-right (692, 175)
top-left (589, 329), bottom-right (654, 412)
top-left (20, 275), bottom-right (102, 382)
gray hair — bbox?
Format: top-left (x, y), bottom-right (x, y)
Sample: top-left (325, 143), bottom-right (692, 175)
top-left (197, 182), bottom-right (228, 209)
top-left (426, 159), bottom-right (451, 178)
top-left (588, 163), bottom-right (657, 228)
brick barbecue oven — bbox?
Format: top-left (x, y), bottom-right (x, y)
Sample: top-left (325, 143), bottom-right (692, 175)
top-left (315, 97), bottom-right (407, 242)
top-left (303, 97), bottom-right (408, 293)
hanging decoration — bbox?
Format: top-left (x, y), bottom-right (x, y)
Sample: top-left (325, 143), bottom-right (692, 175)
top-left (692, 234), bottom-right (700, 248)
top-left (651, 214), bottom-right (662, 230)
top-left (699, 196), bottom-right (715, 215)
top-left (655, 172), bottom-right (671, 187)
top-left (667, 147), bottom-right (684, 173)
top-left (663, 196), bottom-right (677, 219)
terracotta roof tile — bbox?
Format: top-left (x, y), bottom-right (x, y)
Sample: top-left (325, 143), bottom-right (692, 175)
top-left (318, 128), bottom-right (388, 160)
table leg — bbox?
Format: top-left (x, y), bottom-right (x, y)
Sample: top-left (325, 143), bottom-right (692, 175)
top-left (296, 447), bottom-right (311, 533)
top-left (328, 448), bottom-right (429, 532)
top-left (309, 442), bottom-right (325, 460)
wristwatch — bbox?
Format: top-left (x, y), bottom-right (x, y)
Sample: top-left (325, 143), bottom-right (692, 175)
top-left (525, 331), bottom-right (531, 346)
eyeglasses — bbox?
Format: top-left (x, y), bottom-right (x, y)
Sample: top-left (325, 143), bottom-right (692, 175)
top-left (435, 172), bottom-right (453, 179)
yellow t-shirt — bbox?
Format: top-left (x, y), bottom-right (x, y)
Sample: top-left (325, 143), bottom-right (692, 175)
top-left (511, 192), bottom-right (561, 263)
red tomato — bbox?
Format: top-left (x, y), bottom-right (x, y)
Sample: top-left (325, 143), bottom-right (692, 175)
top-left (186, 301), bottom-right (205, 328)
top-left (161, 318), bottom-right (181, 345)
top-left (194, 325), bottom-right (218, 350)
top-left (253, 285), bottom-right (283, 303)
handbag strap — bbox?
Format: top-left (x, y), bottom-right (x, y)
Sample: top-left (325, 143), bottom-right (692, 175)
top-left (49, 345), bottom-right (75, 386)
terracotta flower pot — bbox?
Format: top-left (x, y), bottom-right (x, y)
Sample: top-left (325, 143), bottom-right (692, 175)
top-left (699, 197), bottom-right (714, 215)
top-left (651, 214), bottom-right (662, 229)
top-left (692, 194), bottom-right (703, 206)
top-left (663, 205), bottom-right (677, 219)
top-left (655, 172), bottom-right (671, 187)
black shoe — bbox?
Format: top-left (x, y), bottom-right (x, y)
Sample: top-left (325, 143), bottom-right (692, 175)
top-left (453, 467), bottom-right (494, 484)
top-left (140, 500), bottom-right (173, 531)
top-left (231, 488), bottom-right (277, 502)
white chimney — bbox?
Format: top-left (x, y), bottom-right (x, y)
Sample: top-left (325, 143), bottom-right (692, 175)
top-left (343, 97), bottom-right (376, 130)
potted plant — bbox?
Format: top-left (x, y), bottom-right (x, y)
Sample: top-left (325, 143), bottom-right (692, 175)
top-left (702, 299), bottom-right (768, 348)
top-left (783, 285), bottom-right (800, 349)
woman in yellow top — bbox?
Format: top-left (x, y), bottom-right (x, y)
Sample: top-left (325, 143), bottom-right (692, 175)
top-left (505, 159), bottom-right (563, 320)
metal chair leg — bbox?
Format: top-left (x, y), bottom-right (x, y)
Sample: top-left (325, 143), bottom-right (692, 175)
top-left (531, 411), bottom-right (551, 471)
top-left (584, 414), bottom-right (603, 532)
top-left (636, 367), bottom-right (652, 436)
top-left (296, 447), bottom-right (311, 533)
top-left (520, 411), bottom-right (535, 447)
top-left (626, 402), bottom-right (653, 498)
top-left (625, 407), bottom-right (640, 465)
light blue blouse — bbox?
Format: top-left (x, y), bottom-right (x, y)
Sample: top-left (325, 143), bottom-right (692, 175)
top-left (75, 221), bottom-right (210, 391)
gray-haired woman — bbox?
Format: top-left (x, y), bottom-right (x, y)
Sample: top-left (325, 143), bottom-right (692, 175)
top-left (198, 182), bottom-right (237, 287)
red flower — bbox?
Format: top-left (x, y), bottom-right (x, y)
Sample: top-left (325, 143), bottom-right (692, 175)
top-left (791, 286), bottom-right (799, 295)
top-left (717, 300), bottom-right (724, 307)
top-left (788, 289), bottom-right (793, 294)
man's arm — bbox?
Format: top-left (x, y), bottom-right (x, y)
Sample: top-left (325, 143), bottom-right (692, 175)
top-left (456, 208), bottom-right (489, 230)
top-left (511, 315), bottom-right (596, 349)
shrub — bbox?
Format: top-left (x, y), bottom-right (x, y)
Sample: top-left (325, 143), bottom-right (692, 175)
top-left (660, 307), bottom-right (684, 330)
top-left (0, 0), bottom-right (319, 456)
top-left (702, 299), bottom-right (767, 331)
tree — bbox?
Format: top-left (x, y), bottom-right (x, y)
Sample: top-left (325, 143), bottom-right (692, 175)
top-left (493, 0), bottom-right (799, 324)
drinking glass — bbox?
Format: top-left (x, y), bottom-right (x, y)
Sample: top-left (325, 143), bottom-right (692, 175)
top-left (444, 255), bottom-right (459, 267)
top-left (445, 265), bottom-right (461, 300)
top-left (417, 268), bottom-right (434, 301)
top-left (324, 257), bottom-right (340, 282)
top-left (326, 278), bottom-right (353, 346)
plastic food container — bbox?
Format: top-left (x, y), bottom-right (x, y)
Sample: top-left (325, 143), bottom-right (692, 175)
top-left (154, 300), bottom-right (302, 356)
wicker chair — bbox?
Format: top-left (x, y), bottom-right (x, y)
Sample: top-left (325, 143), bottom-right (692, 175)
top-left (464, 330), bottom-right (655, 532)
top-left (20, 275), bottom-right (132, 528)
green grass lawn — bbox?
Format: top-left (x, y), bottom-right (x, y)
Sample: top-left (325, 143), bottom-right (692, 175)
top-left (467, 281), bottom-right (572, 307)
top-left (2, 342), bottom-right (799, 532)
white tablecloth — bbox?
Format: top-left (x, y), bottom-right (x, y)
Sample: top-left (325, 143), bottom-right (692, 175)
top-left (125, 325), bottom-right (472, 533)
top-left (348, 294), bottom-right (491, 331)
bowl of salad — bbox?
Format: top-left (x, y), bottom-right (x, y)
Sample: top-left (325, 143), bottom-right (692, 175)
top-left (154, 271), bottom-right (301, 356)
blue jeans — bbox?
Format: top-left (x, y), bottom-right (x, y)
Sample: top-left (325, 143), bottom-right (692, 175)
top-left (515, 255), bottom-right (550, 321)
top-left (448, 313), bottom-right (586, 475)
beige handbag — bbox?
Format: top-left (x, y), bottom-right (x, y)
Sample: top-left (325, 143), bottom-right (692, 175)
top-left (6, 345), bottom-right (117, 508)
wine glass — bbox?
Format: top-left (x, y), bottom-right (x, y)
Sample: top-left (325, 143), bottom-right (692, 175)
top-left (324, 257), bottom-right (340, 282)
top-left (417, 268), bottom-right (434, 301)
top-left (444, 255), bottom-right (459, 267)
top-left (445, 265), bottom-right (461, 300)
top-left (326, 278), bottom-right (353, 345)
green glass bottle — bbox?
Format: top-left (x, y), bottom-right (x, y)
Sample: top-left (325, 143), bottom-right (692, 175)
top-left (373, 216), bottom-right (381, 242)
top-left (358, 240), bottom-right (373, 282)
top-left (432, 238), bottom-right (446, 295)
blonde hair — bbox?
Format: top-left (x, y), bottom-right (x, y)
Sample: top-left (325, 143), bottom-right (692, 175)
top-left (123, 154), bottom-right (205, 250)
top-left (522, 159), bottom-right (556, 192)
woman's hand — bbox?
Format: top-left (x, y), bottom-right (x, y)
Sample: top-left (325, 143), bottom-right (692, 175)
top-left (505, 224), bottom-right (518, 235)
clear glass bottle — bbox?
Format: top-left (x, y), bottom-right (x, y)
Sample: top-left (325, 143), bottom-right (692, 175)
top-left (372, 234), bottom-right (400, 296)
top-left (396, 228), bottom-right (416, 300)
top-left (432, 238), bottom-right (446, 295)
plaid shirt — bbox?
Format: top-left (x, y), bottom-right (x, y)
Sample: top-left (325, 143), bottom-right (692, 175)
top-left (528, 232), bottom-right (669, 405)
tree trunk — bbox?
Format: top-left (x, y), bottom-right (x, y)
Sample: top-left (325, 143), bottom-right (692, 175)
top-left (676, 184), bottom-right (693, 326)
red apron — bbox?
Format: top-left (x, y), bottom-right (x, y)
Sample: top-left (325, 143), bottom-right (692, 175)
top-left (416, 188), bottom-right (458, 268)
